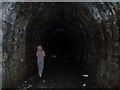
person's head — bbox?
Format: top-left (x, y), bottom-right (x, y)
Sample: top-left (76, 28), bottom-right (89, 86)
top-left (37, 45), bottom-right (43, 51)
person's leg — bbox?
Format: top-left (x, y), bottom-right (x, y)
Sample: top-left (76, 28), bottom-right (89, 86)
top-left (37, 59), bottom-right (44, 77)
top-left (40, 59), bottom-right (44, 77)
top-left (37, 59), bottom-right (42, 77)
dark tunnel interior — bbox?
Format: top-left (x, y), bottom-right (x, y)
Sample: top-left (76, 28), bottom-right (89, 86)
top-left (24, 12), bottom-right (90, 88)
top-left (45, 28), bottom-right (86, 67)
top-left (23, 3), bottom-right (90, 87)
top-left (48, 30), bottom-right (73, 57)
top-left (2, 2), bottom-right (119, 88)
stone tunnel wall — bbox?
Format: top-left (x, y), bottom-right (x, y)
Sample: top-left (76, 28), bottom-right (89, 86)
top-left (2, 2), bottom-right (120, 88)
top-left (2, 2), bottom-right (28, 87)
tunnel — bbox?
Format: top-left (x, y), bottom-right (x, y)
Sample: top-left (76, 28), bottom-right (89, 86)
top-left (48, 29), bottom-right (73, 57)
top-left (1, 2), bottom-right (120, 89)
top-left (45, 26), bottom-right (86, 64)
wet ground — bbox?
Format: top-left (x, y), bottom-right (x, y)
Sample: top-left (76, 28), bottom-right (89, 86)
top-left (17, 60), bottom-right (99, 89)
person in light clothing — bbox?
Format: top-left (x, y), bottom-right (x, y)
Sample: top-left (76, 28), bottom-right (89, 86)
top-left (36, 45), bottom-right (45, 77)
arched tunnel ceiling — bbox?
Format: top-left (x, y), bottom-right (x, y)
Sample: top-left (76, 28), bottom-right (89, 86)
top-left (2, 2), bottom-right (120, 88)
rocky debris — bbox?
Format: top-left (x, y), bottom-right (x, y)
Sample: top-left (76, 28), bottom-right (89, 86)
top-left (16, 63), bottom-right (99, 89)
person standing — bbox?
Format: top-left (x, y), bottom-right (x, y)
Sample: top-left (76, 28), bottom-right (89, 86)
top-left (36, 45), bottom-right (45, 77)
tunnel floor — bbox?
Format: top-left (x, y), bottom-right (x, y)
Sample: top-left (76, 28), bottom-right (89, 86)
top-left (17, 59), bottom-right (99, 89)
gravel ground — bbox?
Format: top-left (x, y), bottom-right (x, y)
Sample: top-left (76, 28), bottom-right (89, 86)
top-left (17, 62), bottom-right (99, 89)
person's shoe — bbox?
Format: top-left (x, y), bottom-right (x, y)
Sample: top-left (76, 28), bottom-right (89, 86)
top-left (43, 80), bottom-right (46, 83)
top-left (39, 74), bottom-right (41, 77)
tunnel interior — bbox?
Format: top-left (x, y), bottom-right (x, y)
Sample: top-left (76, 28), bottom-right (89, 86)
top-left (25, 18), bottom-right (87, 76)
top-left (24, 3), bottom-right (88, 83)
top-left (48, 30), bottom-right (73, 57)
top-left (2, 2), bottom-right (119, 88)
